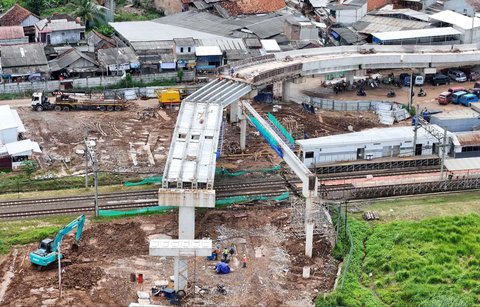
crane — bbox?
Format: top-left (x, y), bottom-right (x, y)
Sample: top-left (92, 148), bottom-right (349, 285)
top-left (30, 215), bottom-right (86, 267)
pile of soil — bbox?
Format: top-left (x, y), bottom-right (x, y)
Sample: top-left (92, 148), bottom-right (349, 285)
top-left (61, 265), bottom-right (104, 290)
top-left (80, 222), bottom-right (149, 259)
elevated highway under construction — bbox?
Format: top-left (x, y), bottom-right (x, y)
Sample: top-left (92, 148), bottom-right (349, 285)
top-left (157, 43), bottom-right (480, 292)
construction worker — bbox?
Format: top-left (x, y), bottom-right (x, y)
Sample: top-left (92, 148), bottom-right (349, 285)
top-left (222, 248), bottom-right (229, 262)
top-left (229, 245), bottom-right (235, 258)
top-left (241, 254), bottom-right (248, 268)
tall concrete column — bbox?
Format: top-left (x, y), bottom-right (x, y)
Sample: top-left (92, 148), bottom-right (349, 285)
top-left (230, 101), bottom-right (240, 123)
top-left (239, 115), bottom-right (247, 151)
top-left (282, 80), bottom-right (292, 103)
top-left (345, 71), bottom-right (355, 85)
top-left (175, 205), bottom-right (195, 291)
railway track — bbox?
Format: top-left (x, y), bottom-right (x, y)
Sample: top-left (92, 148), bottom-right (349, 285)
top-left (0, 179), bottom-right (294, 219)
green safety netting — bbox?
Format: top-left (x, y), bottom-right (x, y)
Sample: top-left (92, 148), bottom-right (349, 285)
top-left (215, 192), bottom-right (290, 206)
top-left (215, 165), bottom-right (281, 177)
top-left (99, 206), bottom-right (176, 217)
top-left (124, 176), bottom-right (162, 186)
top-left (267, 113), bottom-right (295, 145)
top-left (98, 192), bottom-right (290, 217)
top-left (249, 116), bottom-right (278, 147)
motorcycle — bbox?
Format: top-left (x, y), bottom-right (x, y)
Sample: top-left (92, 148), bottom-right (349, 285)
top-left (418, 89), bottom-right (427, 97)
top-left (217, 284), bottom-right (227, 295)
top-left (356, 89), bottom-right (366, 96)
top-left (387, 90), bottom-right (396, 98)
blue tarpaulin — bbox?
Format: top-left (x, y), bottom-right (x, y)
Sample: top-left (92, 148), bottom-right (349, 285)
top-left (215, 262), bottom-right (231, 274)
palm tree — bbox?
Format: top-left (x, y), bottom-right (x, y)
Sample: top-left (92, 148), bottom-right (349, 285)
top-left (74, 0), bottom-right (106, 29)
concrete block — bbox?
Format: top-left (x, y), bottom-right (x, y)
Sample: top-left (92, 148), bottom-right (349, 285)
top-left (137, 291), bottom-right (150, 299)
top-left (137, 299), bottom-right (151, 305)
top-left (158, 189), bottom-right (215, 208)
top-left (154, 280), bottom-right (169, 287)
top-left (303, 266), bottom-right (311, 279)
top-left (150, 239), bottom-right (212, 257)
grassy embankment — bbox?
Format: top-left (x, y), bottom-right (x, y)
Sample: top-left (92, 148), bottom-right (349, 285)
top-left (319, 191), bottom-right (480, 307)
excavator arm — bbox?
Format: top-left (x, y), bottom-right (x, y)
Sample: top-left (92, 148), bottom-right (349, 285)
top-left (51, 214), bottom-right (86, 252)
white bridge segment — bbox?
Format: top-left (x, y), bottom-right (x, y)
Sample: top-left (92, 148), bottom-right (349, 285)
top-left (162, 79), bottom-right (251, 188)
top-left (231, 44), bottom-right (480, 85)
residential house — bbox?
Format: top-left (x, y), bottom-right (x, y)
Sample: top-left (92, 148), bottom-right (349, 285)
top-left (0, 4), bottom-right (40, 42)
top-left (0, 26), bottom-right (28, 45)
top-left (35, 18), bottom-right (85, 45)
top-left (97, 47), bottom-right (140, 75)
top-left (87, 30), bottom-right (116, 52)
top-left (48, 48), bottom-right (100, 79)
top-left (130, 41), bottom-right (174, 73)
top-left (0, 105), bottom-right (41, 171)
top-left (430, 10), bottom-right (480, 43)
top-left (195, 46), bottom-right (223, 72)
top-left (284, 16), bottom-right (319, 41)
top-left (444, 0), bottom-right (480, 17)
top-left (0, 43), bottom-right (49, 82)
top-left (327, 0), bottom-right (368, 24)
top-left (174, 37), bottom-right (195, 70)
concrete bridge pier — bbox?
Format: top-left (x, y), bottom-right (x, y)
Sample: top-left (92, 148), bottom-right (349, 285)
top-left (239, 114), bottom-right (247, 151)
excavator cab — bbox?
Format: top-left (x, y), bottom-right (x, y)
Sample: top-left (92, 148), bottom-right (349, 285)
top-left (38, 238), bottom-right (54, 255)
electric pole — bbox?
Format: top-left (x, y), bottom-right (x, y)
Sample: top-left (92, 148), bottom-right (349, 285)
top-left (84, 137), bottom-right (99, 217)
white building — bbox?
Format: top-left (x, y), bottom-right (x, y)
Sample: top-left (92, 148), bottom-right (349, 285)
top-left (296, 125), bottom-right (452, 167)
top-left (0, 105), bottom-right (41, 170)
top-left (429, 10), bottom-right (480, 44)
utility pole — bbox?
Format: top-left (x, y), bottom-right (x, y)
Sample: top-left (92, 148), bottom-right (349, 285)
top-left (440, 128), bottom-right (447, 180)
top-left (408, 71), bottom-right (414, 111)
top-left (84, 137), bottom-right (99, 217)
top-left (413, 104), bottom-right (419, 156)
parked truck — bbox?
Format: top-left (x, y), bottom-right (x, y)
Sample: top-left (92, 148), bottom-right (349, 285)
top-left (31, 90), bottom-right (128, 112)
top-left (155, 88), bottom-right (188, 107)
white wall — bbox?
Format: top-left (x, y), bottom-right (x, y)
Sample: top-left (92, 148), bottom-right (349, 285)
top-left (0, 127), bottom-right (18, 144)
top-left (50, 30), bottom-right (83, 45)
top-left (335, 3), bottom-right (367, 24)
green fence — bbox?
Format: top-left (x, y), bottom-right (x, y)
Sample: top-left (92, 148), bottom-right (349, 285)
top-left (124, 176), bottom-right (163, 186)
top-left (267, 113), bottom-right (295, 145)
top-left (98, 192), bottom-right (290, 217)
top-left (215, 165), bottom-right (281, 177)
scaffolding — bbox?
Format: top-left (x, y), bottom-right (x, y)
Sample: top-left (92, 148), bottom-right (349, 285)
top-left (289, 196), bottom-right (332, 239)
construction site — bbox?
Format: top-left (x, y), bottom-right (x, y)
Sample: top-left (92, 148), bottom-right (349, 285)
top-left (1, 45), bottom-right (480, 307)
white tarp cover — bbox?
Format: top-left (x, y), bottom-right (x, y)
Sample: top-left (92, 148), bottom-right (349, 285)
top-left (5, 139), bottom-right (41, 156)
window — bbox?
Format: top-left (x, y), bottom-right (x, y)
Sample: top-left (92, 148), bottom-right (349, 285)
top-left (178, 133), bottom-right (187, 139)
top-left (305, 151), bottom-right (314, 159)
top-left (191, 135), bottom-right (200, 140)
top-left (180, 47), bottom-right (184, 53)
top-left (188, 47), bottom-right (191, 52)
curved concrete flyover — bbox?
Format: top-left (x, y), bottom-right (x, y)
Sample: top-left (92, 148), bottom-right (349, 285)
top-left (229, 43), bottom-right (480, 86)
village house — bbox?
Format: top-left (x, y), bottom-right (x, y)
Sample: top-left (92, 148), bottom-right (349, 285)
top-left (0, 43), bottom-right (49, 82)
top-left (0, 4), bottom-right (40, 42)
top-left (0, 26), bottom-right (28, 45)
top-left (35, 17), bottom-right (85, 45)
top-left (97, 47), bottom-right (140, 76)
top-left (48, 48), bottom-right (100, 79)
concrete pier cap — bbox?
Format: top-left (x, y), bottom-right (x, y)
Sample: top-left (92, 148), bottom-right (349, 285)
top-left (158, 188), bottom-right (216, 208)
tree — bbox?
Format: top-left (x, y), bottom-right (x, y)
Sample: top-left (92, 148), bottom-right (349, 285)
top-left (177, 70), bottom-right (184, 82)
top-left (95, 24), bottom-right (114, 37)
top-left (74, 0), bottom-right (106, 29)
top-left (21, 160), bottom-right (37, 177)
top-left (22, 0), bottom-right (45, 16)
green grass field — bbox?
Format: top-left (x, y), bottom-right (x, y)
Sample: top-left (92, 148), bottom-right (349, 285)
top-left (319, 193), bottom-right (480, 307)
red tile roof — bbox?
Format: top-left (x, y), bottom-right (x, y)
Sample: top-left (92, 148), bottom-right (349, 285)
top-left (221, 0), bottom-right (286, 16)
top-left (0, 26), bottom-right (25, 40)
top-left (0, 4), bottom-right (37, 26)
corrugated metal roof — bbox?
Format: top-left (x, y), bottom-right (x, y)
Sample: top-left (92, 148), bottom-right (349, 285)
top-left (0, 105), bottom-right (20, 131)
top-left (296, 125), bottom-right (443, 149)
top-left (372, 8), bottom-right (430, 22)
top-left (246, 15), bottom-right (288, 38)
top-left (110, 21), bottom-right (225, 42)
top-left (455, 132), bottom-right (480, 146)
top-left (429, 10), bottom-right (480, 30)
top-left (260, 39), bottom-right (281, 51)
top-left (97, 47), bottom-right (140, 65)
top-left (49, 48), bottom-right (98, 71)
top-left (445, 157), bottom-right (480, 171)
top-left (197, 38), bottom-right (247, 50)
top-left (353, 15), bottom-right (429, 34)
top-left (130, 41), bottom-right (173, 51)
top-left (0, 4), bottom-right (38, 26)
top-left (0, 43), bottom-right (48, 70)
top-left (0, 26), bottom-right (25, 40)
top-left (372, 27), bottom-right (461, 41)
top-left (309, 0), bottom-right (329, 8)
top-left (331, 27), bottom-right (366, 44)
top-left (5, 139), bottom-right (41, 156)
top-left (36, 18), bottom-right (84, 32)
top-left (174, 37), bottom-right (195, 46)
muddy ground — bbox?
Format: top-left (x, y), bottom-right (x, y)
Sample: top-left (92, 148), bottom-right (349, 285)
top-left (0, 205), bottom-right (338, 307)
top-left (17, 98), bottom-right (382, 175)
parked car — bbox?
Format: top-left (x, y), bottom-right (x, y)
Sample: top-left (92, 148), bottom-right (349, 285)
top-left (451, 91), bottom-right (468, 104)
top-left (448, 70), bottom-right (467, 82)
top-left (458, 93), bottom-right (479, 106)
top-left (437, 91), bottom-right (452, 105)
top-left (448, 86), bottom-right (467, 93)
top-left (404, 75), bottom-right (424, 86)
top-left (431, 74), bottom-right (450, 86)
